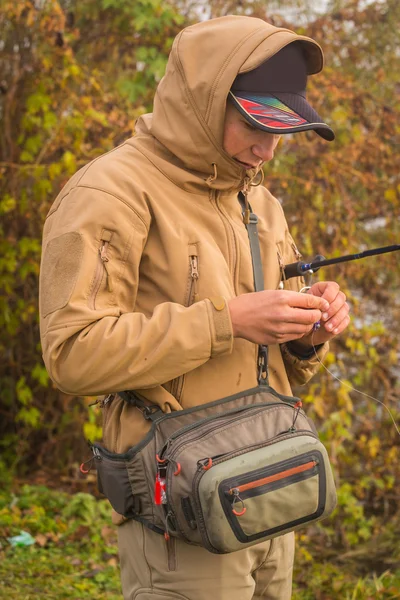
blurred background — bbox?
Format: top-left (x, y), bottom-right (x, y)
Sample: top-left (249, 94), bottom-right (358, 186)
top-left (0, 0), bottom-right (399, 598)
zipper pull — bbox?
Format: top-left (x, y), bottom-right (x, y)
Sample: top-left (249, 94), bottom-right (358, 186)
top-left (276, 248), bottom-right (285, 290)
top-left (92, 446), bottom-right (102, 460)
top-left (230, 488), bottom-right (247, 517)
top-left (291, 400), bottom-right (302, 431)
top-left (241, 177), bottom-right (251, 224)
top-left (80, 456), bottom-right (94, 474)
top-left (164, 511), bottom-right (175, 541)
top-left (190, 255), bottom-right (199, 302)
top-left (89, 393), bottom-right (115, 408)
top-left (157, 439), bottom-right (171, 462)
top-left (99, 241), bottom-right (113, 292)
top-left (101, 393), bottom-right (115, 408)
top-left (190, 255), bottom-right (199, 279)
top-left (80, 445), bottom-right (102, 473)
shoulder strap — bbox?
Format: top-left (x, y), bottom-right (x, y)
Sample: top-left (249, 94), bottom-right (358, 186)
top-left (238, 191), bottom-right (269, 386)
top-left (118, 390), bottom-right (163, 421)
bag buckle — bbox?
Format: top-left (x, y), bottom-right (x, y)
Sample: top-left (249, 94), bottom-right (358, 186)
top-left (142, 404), bottom-right (162, 420)
top-left (258, 345), bottom-right (269, 385)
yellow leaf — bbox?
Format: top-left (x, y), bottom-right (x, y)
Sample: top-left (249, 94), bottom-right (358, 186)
top-left (384, 189), bottom-right (397, 202)
top-left (368, 437), bottom-right (380, 459)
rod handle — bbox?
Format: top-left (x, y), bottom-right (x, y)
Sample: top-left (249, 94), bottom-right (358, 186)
top-left (283, 255), bottom-right (326, 280)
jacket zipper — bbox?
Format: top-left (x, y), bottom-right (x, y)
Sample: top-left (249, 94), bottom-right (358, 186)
top-left (100, 241), bottom-right (113, 292)
top-left (212, 190), bottom-right (238, 293)
top-left (88, 233), bottom-right (113, 310)
top-left (186, 244), bottom-right (199, 305)
top-left (170, 245), bottom-right (199, 400)
top-left (276, 247), bottom-right (285, 288)
top-left (188, 255), bottom-right (199, 303)
top-left (291, 241), bottom-right (302, 260)
top-left (228, 460), bottom-right (317, 495)
top-left (100, 393), bottom-right (115, 437)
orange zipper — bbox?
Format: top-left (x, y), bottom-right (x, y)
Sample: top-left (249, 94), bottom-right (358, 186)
top-left (229, 460), bottom-right (317, 495)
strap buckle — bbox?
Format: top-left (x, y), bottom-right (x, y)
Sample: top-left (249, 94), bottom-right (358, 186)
top-left (118, 390), bottom-right (162, 421)
top-left (248, 212), bottom-right (258, 224)
top-left (142, 404), bottom-right (162, 421)
top-left (257, 345), bottom-right (269, 385)
top-left (242, 210), bottom-right (258, 225)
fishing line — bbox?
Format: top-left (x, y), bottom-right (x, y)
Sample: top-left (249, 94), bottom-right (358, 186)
top-left (311, 329), bottom-right (400, 438)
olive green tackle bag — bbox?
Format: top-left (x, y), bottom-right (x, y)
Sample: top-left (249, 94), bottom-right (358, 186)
top-left (90, 194), bottom-right (337, 554)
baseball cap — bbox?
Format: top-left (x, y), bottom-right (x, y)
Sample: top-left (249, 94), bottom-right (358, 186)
top-left (230, 42), bottom-right (335, 141)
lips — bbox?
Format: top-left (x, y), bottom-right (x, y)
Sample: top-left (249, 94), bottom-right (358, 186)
top-left (236, 159), bottom-right (259, 169)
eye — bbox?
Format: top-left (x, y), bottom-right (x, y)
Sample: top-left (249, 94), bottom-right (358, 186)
top-left (243, 121), bottom-right (258, 132)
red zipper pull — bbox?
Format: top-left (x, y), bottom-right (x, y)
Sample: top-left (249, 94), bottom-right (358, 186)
top-left (154, 472), bottom-right (167, 505)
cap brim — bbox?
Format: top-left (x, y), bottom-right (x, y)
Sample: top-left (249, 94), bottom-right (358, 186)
top-left (229, 91), bottom-right (335, 142)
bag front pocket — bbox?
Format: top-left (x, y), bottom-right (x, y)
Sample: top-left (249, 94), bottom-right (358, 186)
top-left (195, 434), bottom-right (336, 553)
top-left (220, 451), bottom-right (323, 542)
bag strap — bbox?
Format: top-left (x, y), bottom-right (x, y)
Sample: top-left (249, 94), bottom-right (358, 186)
top-left (238, 191), bottom-right (269, 386)
top-left (118, 390), bottom-right (163, 421)
top-left (119, 191), bottom-right (270, 406)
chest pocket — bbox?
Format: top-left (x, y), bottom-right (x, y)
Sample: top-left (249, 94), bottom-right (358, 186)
top-left (88, 229), bottom-right (114, 310)
top-left (169, 243), bottom-right (200, 402)
top-left (185, 243), bottom-right (200, 306)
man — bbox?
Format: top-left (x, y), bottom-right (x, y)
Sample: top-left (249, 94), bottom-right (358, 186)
top-left (39, 15), bottom-right (349, 600)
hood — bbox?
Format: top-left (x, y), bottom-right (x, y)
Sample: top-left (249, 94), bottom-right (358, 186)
top-left (135, 15), bottom-right (324, 192)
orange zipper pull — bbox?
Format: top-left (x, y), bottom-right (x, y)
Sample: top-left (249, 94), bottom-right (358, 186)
top-left (231, 488), bottom-right (247, 517)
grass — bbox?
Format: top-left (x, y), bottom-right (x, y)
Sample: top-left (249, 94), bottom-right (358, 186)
top-left (0, 485), bottom-right (121, 599)
top-left (1, 484), bottom-right (400, 599)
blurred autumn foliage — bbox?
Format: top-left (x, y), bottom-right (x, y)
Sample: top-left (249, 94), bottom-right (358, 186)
top-left (1, 0), bottom-right (399, 596)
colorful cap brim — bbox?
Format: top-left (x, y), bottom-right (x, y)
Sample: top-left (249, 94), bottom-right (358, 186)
top-left (229, 90), bottom-right (335, 142)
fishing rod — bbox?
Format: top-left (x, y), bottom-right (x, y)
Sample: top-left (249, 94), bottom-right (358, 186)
top-left (283, 244), bottom-right (400, 280)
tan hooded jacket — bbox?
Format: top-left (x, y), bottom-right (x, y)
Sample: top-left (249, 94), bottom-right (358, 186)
top-left (39, 16), bottom-right (328, 453)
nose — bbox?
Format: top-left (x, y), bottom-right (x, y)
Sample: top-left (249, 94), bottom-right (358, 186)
top-left (252, 134), bottom-right (278, 163)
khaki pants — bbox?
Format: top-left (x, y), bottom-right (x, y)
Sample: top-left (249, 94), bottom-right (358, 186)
top-left (118, 519), bottom-right (294, 600)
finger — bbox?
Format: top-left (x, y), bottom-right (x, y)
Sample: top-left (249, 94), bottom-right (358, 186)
top-left (309, 281), bottom-right (340, 304)
top-left (321, 292), bottom-right (348, 323)
top-left (287, 292), bottom-right (329, 312)
top-left (324, 307), bottom-right (350, 335)
top-left (273, 324), bottom-right (316, 344)
top-left (286, 307), bottom-right (323, 326)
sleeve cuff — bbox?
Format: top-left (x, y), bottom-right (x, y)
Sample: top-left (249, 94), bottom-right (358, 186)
top-left (206, 297), bottom-right (234, 358)
top-left (281, 340), bottom-right (329, 370)
top-left (285, 341), bottom-right (324, 360)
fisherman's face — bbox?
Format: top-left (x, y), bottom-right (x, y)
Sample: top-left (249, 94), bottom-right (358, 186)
top-left (223, 101), bottom-right (281, 170)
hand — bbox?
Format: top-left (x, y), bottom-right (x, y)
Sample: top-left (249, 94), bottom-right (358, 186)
top-left (294, 281), bottom-right (350, 349)
top-left (228, 290), bottom-right (330, 346)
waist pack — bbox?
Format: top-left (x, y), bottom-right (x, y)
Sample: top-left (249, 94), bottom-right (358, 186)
top-left (90, 193), bottom-right (337, 553)
top-left (91, 385), bottom-right (336, 554)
